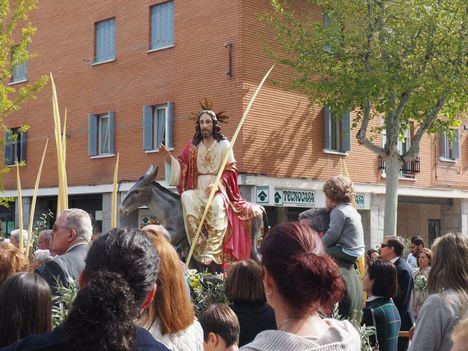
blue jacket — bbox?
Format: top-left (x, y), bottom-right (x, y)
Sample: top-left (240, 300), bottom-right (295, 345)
top-left (0, 325), bottom-right (170, 351)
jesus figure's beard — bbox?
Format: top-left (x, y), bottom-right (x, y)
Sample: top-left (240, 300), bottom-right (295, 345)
top-left (202, 129), bottom-right (212, 139)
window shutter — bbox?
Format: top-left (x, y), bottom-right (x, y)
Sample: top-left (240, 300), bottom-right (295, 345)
top-left (143, 105), bottom-right (153, 150)
top-left (88, 114), bottom-right (98, 156)
top-left (451, 129), bottom-right (460, 160)
top-left (4, 131), bottom-right (13, 165)
top-left (167, 1), bottom-right (174, 46)
top-left (166, 102), bottom-right (174, 149)
top-left (108, 112), bottom-right (115, 154)
top-left (341, 112), bottom-right (351, 152)
top-left (109, 19), bottom-right (115, 59)
top-left (323, 107), bottom-right (331, 150)
top-left (20, 132), bottom-right (27, 162)
top-left (439, 132), bottom-right (447, 158)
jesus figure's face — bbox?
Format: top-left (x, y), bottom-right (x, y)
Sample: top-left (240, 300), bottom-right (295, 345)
top-left (199, 113), bottom-right (214, 139)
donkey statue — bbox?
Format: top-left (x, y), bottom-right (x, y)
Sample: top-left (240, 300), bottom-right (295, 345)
top-left (120, 165), bottom-right (267, 263)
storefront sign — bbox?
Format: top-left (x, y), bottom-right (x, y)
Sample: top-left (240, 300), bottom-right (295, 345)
top-left (274, 189), bottom-right (315, 207)
top-left (355, 193), bottom-right (370, 210)
top-left (255, 186), bottom-right (269, 204)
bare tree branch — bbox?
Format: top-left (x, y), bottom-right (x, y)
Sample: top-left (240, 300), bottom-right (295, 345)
top-left (356, 101), bottom-right (386, 157)
top-left (403, 93), bottom-right (449, 162)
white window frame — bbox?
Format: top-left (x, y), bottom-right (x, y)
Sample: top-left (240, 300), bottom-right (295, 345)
top-left (152, 105), bottom-right (168, 150)
top-left (439, 129), bottom-right (460, 162)
top-left (4, 128), bottom-right (26, 166)
top-left (10, 46), bottom-right (28, 84)
top-left (97, 114), bottom-right (111, 155)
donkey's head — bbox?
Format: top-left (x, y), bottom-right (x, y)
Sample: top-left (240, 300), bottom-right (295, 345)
top-left (120, 165), bottom-right (158, 217)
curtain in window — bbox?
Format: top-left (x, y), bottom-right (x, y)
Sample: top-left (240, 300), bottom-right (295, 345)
top-left (155, 108), bottom-right (166, 146)
top-left (99, 116), bottom-right (110, 154)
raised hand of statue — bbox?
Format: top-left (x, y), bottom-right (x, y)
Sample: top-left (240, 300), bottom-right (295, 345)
top-left (159, 144), bottom-right (172, 163)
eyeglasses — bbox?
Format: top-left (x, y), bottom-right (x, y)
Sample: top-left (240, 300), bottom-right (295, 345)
top-left (52, 224), bottom-right (71, 232)
top-left (381, 243), bottom-right (388, 248)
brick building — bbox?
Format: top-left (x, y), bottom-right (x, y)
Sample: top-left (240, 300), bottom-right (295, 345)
top-left (1, 0), bottom-right (467, 248)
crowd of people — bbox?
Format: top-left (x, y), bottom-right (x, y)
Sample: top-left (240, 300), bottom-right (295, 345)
top-left (0, 176), bottom-right (467, 351)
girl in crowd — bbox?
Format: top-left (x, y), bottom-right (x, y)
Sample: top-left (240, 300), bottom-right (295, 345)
top-left (224, 259), bottom-right (276, 347)
top-left (0, 273), bottom-right (51, 347)
top-left (0, 228), bottom-right (170, 351)
top-left (411, 248), bottom-right (432, 320)
top-left (409, 233), bottom-right (468, 351)
top-left (362, 260), bottom-right (401, 351)
top-left (141, 225), bottom-right (203, 351)
top-left (241, 222), bottom-right (360, 351)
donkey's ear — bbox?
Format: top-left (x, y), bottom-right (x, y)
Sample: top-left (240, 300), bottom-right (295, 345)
top-left (142, 165), bottom-right (158, 183)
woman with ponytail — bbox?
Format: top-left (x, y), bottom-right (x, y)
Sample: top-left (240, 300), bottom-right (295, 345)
top-left (0, 228), bottom-right (170, 351)
top-left (241, 222), bottom-right (360, 351)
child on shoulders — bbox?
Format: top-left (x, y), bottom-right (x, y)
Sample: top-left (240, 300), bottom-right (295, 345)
top-left (322, 175), bottom-right (365, 264)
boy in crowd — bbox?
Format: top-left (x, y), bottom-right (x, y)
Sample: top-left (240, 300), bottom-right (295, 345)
top-left (321, 175), bottom-right (365, 263)
top-left (200, 304), bottom-right (240, 351)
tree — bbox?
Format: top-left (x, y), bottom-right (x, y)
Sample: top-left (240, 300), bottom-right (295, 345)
top-left (266, 0), bottom-right (466, 235)
top-left (0, 0), bottom-right (48, 207)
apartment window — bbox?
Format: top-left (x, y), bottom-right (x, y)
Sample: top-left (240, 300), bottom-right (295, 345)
top-left (380, 129), bottom-right (419, 178)
top-left (150, 1), bottom-right (174, 50)
top-left (3, 128), bottom-right (27, 165)
top-left (11, 46), bottom-right (28, 83)
top-left (95, 18), bottom-right (115, 63)
top-left (323, 107), bottom-right (351, 153)
top-left (88, 112), bottom-right (115, 156)
top-left (143, 102), bottom-right (174, 151)
top-left (440, 129), bottom-right (460, 161)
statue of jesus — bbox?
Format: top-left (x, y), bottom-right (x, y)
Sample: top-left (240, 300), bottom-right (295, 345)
top-left (160, 102), bottom-right (260, 268)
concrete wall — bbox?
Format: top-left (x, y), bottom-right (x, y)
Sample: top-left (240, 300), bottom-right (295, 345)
top-left (397, 204), bottom-right (441, 244)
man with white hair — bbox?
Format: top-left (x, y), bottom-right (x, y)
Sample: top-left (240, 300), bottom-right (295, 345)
top-left (38, 229), bottom-right (53, 250)
top-left (9, 228), bottom-right (29, 249)
top-left (36, 208), bottom-right (92, 294)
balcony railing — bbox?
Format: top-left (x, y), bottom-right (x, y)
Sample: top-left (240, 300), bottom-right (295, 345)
top-left (378, 156), bottom-right (420, 178)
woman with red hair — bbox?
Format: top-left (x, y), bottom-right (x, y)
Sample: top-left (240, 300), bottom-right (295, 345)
top-left (241, 222), bottom-right (360, 350)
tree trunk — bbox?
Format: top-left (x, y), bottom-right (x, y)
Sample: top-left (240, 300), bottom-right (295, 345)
top-left (383, 155), bottom-right (402, 236)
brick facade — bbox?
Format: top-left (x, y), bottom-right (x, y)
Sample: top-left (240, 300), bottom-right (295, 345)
top-left (1, 0), bottom-right (467, 241)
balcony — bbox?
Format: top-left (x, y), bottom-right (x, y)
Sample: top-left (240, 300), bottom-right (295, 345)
top-left (378, 156), bottom-right (420, 178)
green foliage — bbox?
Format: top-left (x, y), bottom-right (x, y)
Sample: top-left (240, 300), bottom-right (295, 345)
top-left (30, 210), bottom-right (54, 251)
top-left (0, 0), bottom-right (48, 209)
top-left (185, 269), bottom-right (230, 315)
top-left (265, 0), bottom-right (466, 155)
top-left (331, 305), bottom-right (375, 351)
top-left (51, 276), bottom-right (79, 328)
top-left (0, 0), bottom-right (48, 120)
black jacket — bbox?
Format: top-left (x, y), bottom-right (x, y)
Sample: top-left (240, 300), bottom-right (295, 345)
top-left (393, 257), bottom-right (414, 331)
top-left (231, 302), bottom-right (277, 347)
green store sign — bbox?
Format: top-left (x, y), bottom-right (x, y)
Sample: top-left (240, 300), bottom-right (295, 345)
top-left (274, 189), bottom-right (315, 207)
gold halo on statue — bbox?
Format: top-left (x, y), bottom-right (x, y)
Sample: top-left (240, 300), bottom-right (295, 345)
top-left (190, 98), bottom-right (229, 123)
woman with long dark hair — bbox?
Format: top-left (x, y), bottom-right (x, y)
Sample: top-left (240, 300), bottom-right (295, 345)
top-left (241, 222), bottom-right (360, 351)
top-left (0, 228), bottom-right (170, 351)
top-left (409, 233), bottom-right (468, 351)
top-left (0, 273), bottom-right (52, 347)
